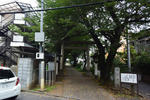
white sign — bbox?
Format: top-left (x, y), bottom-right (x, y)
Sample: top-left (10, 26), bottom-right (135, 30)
top-left (36, 53), bottom-right (44, 59)
top-left (48, 62), bottom-right (55, 71)
top-left (121, 73), bottom-right (137, 84)
top-left (13, 35), bottom-right (23, 42)
top-left (35, 32), bottom-right (45, 42)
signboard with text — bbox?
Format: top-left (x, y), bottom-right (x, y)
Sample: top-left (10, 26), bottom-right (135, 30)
top-left (48, 62), bottom-right (55, 71)
top-left (120, 73), bottom-right (139, 96)
top-left (121, 73), bottom-right (137, 84)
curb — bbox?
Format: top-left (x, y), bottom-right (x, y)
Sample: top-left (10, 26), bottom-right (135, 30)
top-left (21, 90), bottom-right (80, 100)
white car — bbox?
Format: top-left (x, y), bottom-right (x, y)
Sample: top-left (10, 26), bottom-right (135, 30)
top-left (0, 67), bottom-right (21, 100)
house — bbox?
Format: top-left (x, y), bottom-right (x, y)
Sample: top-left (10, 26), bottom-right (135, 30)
top-left (134, 36), bottom-right (150, 53)
top-left (0, 1), bottom-right (38, 67)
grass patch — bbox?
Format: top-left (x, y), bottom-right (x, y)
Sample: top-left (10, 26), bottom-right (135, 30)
top-left (31, 85), bottom-right (56, 92)
top-left (32, 86), bottom-right (40, 91)
top-left (45, 86), bottom-right (56, 91)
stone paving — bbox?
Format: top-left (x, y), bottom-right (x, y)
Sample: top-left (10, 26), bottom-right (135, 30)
top-left (63, 67), bottom-right (116, 100)
top-left (49, 67), bottom-right (116, 100)
top-left (138, 82), bottom-right (150, 99)
top-left (48, 67), bottom-right (145, 100)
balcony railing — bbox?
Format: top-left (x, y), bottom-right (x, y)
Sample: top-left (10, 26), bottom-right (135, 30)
top-left (0, 14), bottom-right (14, 28)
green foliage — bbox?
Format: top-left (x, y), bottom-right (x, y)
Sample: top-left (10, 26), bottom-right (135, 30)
top-left (67, 50), bottom-right (83, 62)
top-left (9, 24), bottom-right (35, 41)
top-left (113, 52), bottom-right (130, 73)
top-left (138, 52), bottom-right (150, 75)
top-left (32, 85), bottom-right (56, 92)
top-left (43, 0), bottom-right (93, 53)
top-left (75, 63), bottom-right (84, 72)
top-left (75, 63), bottom-right (83, 68)
top-left (114, 45), bottom-right (150, 75)
top-left (46, 86), bottom-right (56, 92)
top-left (42, 0), bottom-right (150, 83)
top-left (90, 66), bottom-right (95, 76)
top-left (8, 15), bottom-right (40, 42)
top-left (123, 46), bottom-right (138, 65)
top-left (113, 52), bottom-right (126, 66)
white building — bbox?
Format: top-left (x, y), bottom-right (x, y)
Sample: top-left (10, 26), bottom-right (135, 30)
top-left (0, 1), bottom-right (38, 67)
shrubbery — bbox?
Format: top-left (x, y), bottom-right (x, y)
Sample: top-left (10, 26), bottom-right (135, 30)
top-left (138, 52), bottom-right (150, 75)
top-left (90, 66), bottom-right (95, 76)
top-left (113, 46), bottom-right (150, 75)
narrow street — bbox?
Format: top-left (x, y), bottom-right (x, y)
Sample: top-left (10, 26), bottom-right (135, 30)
top-left (5, 92), bottom-right (66, 100)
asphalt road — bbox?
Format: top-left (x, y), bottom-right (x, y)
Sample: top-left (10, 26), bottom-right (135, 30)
top-left (5, 92), bottom-right (67, 100)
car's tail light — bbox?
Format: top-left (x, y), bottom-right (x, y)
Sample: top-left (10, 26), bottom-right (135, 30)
top-left (0, 69), bottom-right (3, 70)
top-left (16, 78), bottom-right (19, 86)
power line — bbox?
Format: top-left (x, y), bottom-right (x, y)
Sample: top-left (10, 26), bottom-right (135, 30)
top-left (0, 0), bottom-right (123, 15)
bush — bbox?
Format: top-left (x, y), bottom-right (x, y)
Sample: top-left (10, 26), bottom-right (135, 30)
top-left (138, 52), bottom-right (150, 75)
top-left (113, 46), bottom-right (150, 75)
top-left (90, 66), bottom-right (95, 76)
top-left (76, 63), bottom-right (83, 68)
top-left (113, 52), bottom-right (128, 73)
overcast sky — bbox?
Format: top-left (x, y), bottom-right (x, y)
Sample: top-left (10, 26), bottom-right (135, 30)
top-left (0, 0), bottom-right (38, 8)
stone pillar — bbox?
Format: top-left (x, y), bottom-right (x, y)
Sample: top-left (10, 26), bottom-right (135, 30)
top-left (94, 63), bottom-right (98, 76)
top-left (86, 45), bottom-right (90, 71)
top-left (114, 67), bottom-right (120, 90)
top-left (60, 43), bottom-right (64, 70)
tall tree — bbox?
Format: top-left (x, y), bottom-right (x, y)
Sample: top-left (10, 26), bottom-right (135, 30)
top-left (43, 0), bottom-right (150, 84)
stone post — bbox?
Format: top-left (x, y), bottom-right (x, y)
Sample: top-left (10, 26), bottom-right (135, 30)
top-left (60, 43), bottom-right (64, 70)
top-left (114, 67), bottom-right (120, 90)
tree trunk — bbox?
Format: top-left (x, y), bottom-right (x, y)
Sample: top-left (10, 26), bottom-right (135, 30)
top-left (98, 50), bottom-right (105, 83)
top-left (100, 39), bottom-right (121, 85)
top-left (72, 55), bottom-right (77, 67)
top-left (83, 50), bottom-right (86, 70)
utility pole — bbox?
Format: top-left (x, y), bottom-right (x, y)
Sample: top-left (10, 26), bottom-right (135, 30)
top-left (40, 0), bottom-right (45, 90)
top-left (127, 33), bottom-right (134, 95)
top-left (127, 34), bottom-right (131, 72)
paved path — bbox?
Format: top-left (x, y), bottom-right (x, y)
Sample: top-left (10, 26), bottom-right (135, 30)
top-left (48, 67), bottom-right (143, 100)
top-left (62, 67), bottom-right (116, 100)
top-left (138, 82), bottom-right (150, 99)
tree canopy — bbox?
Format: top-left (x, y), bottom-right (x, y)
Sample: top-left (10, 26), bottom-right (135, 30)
top-left (39, 0), bottom-right (150, 84)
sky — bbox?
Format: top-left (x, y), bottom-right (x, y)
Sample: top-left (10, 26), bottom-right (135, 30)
top-left (0, 0), bottom-right (38, 8)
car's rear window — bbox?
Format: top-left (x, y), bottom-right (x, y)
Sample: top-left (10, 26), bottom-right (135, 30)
top-left (0, 69), bottom-right (15, 79)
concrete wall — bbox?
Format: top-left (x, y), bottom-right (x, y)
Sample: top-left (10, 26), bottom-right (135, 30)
top-left (18, 58), bottom-right (38, 90)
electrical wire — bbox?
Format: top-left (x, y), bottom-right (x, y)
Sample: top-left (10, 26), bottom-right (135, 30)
top-left (0, 0), bottom-right (123, 15)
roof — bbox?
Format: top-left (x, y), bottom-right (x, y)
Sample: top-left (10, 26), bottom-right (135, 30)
top-left (0, 1), bottom-right (37, 17)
